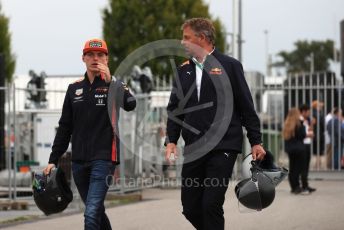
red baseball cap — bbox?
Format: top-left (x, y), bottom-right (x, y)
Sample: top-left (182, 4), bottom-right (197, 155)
top-left (83, 38), bottom-right (108, 55)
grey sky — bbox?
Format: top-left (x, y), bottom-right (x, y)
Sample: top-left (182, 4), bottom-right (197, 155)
top-left (1, 0), bottom-right (344, 76)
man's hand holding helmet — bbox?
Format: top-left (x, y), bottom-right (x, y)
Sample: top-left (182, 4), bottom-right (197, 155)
top-left (251, 144), bottom-right (266, 161)
top-left (43, 163), bottom-right (56, 175)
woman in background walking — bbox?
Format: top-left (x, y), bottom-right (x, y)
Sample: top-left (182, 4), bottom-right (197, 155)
top-left (283, 108), bottom-right (307, 194)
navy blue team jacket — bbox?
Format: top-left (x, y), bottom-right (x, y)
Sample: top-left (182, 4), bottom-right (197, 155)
top-left (49, 73), bottom-right (136, 165)
top-left (166, 49), bottom-right (262, 154)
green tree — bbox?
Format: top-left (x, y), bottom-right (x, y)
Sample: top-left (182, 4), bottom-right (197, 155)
top-left (102, 0), bottom-right (227, 80)
top-left (274, 40), bottom-right (339, 74)
top-left (0, 3), bottom-right (15, 82)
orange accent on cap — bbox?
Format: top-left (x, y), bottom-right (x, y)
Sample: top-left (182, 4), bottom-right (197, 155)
top-left (83, 38), bottom-right (108, 55)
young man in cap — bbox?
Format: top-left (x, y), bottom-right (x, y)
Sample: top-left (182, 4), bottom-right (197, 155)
top-left (165, 18), bottom-right (265, 230)
top-left (44, 38), bottom-right (136, 230)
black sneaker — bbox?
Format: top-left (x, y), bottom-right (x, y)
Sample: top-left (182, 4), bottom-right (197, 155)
top-left (306, 186), bottom-right (316, 193)
top-left (301, 189), bottom-right (310, 195)
top-left (291, 187), bottom-right (302, 194)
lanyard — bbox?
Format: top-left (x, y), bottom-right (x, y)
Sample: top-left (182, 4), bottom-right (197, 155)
top-left (191, 57), bottom-right (204, 70)
top-left (191, 48), bottom-right (215, 70)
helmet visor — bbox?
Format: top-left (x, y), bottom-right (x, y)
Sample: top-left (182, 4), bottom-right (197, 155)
top-left (266, 167), bottom-right (289, 186)
top-left (32, 171), bottom-right (46, 194)
top-left (236, 179), bottom-right (263, 212)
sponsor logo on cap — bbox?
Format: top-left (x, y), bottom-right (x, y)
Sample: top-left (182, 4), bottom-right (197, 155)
top-left (89, 41), bottom-right (102, 48)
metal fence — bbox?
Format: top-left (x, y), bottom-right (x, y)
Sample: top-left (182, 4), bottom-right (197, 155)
top-left (247, 71), bottom-right (344, 171)
top-left (1, 71), bottom-right (343, 201)
top-left (1, 85), bottom-right (176, 199)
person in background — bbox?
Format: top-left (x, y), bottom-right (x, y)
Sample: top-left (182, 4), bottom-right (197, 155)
top-left (325, 108), bottom-right (335, 169)
top-left (299, 104), bottom-right (316, 194)
top-left (283, 108), bottom-right (306, 194)
top-left (311, 100), bottom-right (325, 170)
top-left (326, 108), bottom-right (343, 170)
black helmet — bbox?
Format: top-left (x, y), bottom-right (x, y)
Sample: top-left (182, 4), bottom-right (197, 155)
top-left (235, 161), bottom-right (276, 211)
top-left (241, 150), bottom-right (288, 186)
top-left (32, 167), bottom-right (73, 215)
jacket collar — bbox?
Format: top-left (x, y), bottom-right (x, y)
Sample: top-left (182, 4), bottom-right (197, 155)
top-left (84, 72), bottom-right (102, 86)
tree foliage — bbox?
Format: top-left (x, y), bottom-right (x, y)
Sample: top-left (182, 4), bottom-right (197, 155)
top-left (102, 0), bottom-right (227, 80)
top-left (274, 40), bottom-right (339, 74)
top-left (0, 3), bottom-right (15, 82)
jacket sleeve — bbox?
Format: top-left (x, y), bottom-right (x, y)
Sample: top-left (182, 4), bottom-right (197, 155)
top-left (115, 80), bottom-right (136, 111)
top-left (230, 61), bottom-right (262, 146)
top-left (122, 83), bottom-right (136, 111)
top-left (48, 85), bottom-right (73, 165)
top-left (165, 76), bottom-right (184, 145)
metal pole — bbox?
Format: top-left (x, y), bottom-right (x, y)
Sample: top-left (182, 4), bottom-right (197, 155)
top-left (333, 40), bottom-right (337, 62)
top-left (0, 54), bottom-right (6, 171)
top-left (273, 77), bottom-right (278, 159)
top-left (6, 83), bottom-right (12, 200)
top-left (281, 76), bottom-right (285, 156)
top-left (310, 73), bottom-right (314, 163)
top-left (238, 0), bottom-right (242, 62)
top-left (295, 74), bottom-right (299, 109)
top-left (302, 72), bottom-right (306, 104)
top-left (232, 0), bottom-right (238, 59)
top-left (119, 110), bottom-right (126, 194)
top-left (330, 75), bottom-right (334, 170)
top-left (341, 20), bottom-right (344, 79)
top-left (288, 73), bottom-right (291, 111)
top-left (316, 73), bottom-right (320, 171)
top-left (324, 76), bottom-right (328, 171)
top-left (13, 83), bottom-right (17, 200)
top-left (260, 73), bottom-right (264, 145)
top-left (337, 77), bottom-right (341, 171)
top-left (267, 77), bottom-right (271, 151)
top-left (264, 30), bottom-right (269, 76)
top-left (310, 53), bottom-right (315, 73)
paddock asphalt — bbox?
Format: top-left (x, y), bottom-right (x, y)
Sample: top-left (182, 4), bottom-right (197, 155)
top-left (1, 171), bottom-right (343, 230)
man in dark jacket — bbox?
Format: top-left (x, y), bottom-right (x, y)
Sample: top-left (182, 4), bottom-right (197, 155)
top-left (299, 104), bottom-right (316, 193)
top-left (326, 108), bottom-right (343, 170)
top-left (44, 38), bottom-right (136, 230)
top-left (165, 18), bottom-right (265, 230)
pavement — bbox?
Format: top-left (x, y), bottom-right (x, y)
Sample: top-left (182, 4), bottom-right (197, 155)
top-left (0, 172), bottom-right (344, 230)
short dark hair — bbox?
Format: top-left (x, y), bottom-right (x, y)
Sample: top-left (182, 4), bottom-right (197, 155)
top-left (299, 104), bottom-right (310, 113)
top-left (333, 107), bottom-right (339, 114)
top-left (181, 18), bottom-right (216, 45)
